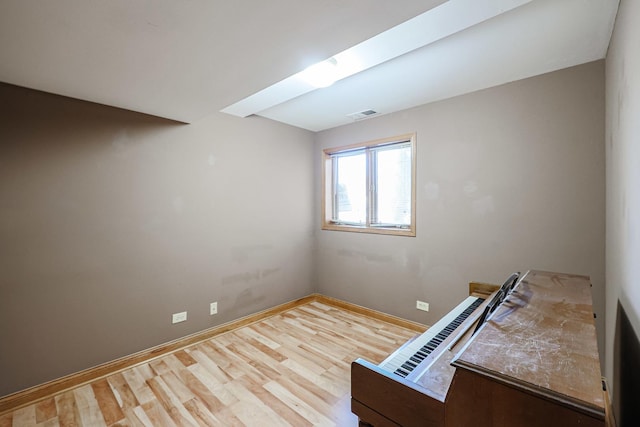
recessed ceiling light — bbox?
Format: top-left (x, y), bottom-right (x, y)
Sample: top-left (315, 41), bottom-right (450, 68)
top-left (297, 58), bottom-right (340, 88)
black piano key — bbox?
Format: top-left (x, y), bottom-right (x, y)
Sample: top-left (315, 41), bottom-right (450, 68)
top-left (410, 356), bottom-right (422, 364)
top-left (395, 368), bottom-right (409, 377)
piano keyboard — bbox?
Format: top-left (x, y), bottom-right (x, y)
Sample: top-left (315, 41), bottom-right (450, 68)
top-left (379, 296), bottom-right (485, 378)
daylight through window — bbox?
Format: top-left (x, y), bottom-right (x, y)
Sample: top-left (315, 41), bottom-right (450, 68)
top-left (322, 133), bottom-right (416, 236)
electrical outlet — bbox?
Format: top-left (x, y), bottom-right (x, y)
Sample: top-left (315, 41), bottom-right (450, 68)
top-left (416, 300), bottom-right (429, 312)
top-left (210, 301), bottom-right (218, 315)
top-left (172, 311), bottom-right (187, 324)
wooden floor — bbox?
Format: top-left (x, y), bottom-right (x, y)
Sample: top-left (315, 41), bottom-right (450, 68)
top-left (0, 302), bottom-right (416, 426)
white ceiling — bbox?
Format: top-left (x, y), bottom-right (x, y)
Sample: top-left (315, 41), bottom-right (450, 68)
top-left (0, 0), bottom-right (619, 132)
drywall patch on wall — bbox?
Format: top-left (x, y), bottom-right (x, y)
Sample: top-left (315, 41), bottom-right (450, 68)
top-left (424, 181), bottom-right (440, 200)
top-left (231, 287), bottom-right (268, 315)
top-left (463, 180), bottom-right (478, 195)
top-left (423, 263), bottom-right (464, 290)
top-left (336, 249), bottom-right (394, 264)
top-left (616, 58), bottom-right (626, 127)
top-left (230, 244), bottom-right (273, 264)
top-left (141, 215), bottom-right (164, 232)
top-left (472, 195), bottom-right (495, 216)
top-left (112, 128), bottom-right (132, 158)
top-left (428, 140), bottom-right (481, 182)
top-left (221, 268), bottom-right (282, 286)
top-left (172, 196), bottom-right (184, 214)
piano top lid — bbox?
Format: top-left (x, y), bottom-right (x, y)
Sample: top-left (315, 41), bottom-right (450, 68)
top-left (451, 270), bottom-right (605, 417)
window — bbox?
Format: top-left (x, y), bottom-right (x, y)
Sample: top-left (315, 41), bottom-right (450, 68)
top-left (322, 133), bottom-right (416, 236)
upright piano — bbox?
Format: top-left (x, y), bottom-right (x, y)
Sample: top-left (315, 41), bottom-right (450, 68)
top-left (351, 270), bottom-right (611, 427)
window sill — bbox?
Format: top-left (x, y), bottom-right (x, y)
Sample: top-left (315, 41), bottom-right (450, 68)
top-left (321, 222), bottom-right (415, 237)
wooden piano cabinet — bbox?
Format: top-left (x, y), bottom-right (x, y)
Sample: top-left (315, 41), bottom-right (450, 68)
top-left (447, 270), bottom-right (606, 427)
top-left (445, 368), bottom-right (604, 427)
top-left (351, 359), bottom-right (445, 427)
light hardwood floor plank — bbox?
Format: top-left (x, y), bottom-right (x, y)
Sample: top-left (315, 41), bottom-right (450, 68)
top-left (139, 400), bottom-right (176, 427)
top-left (234, 375), bottom-right (311, 427)
top-left (262, 380), bottom-right (333, 427)
top-left (182, 397), bottom-right (220, 426)
top-left (91, 379), bottom-right (125, 426)
top-left (123, 406), bottom-right (150, 427)
top-left (74, 384), bottom-right (107, 427)
top-left (10, 405), bottom-right (35, 427)
top-left (34, 398), bottom-right (56, 424)
top-left (146, 377), bottom-right (198, 426)
top-left (55, 391), bottom-right (82, 427)
top-left (3, 302), bottom-right (416, 426)
top-left (107, 374), bottom-right (139, 411)
top-left (121, 370), bottom-right (154, 407)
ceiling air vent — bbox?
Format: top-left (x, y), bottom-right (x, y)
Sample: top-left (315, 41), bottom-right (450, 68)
top-left (347, 109), bottom-right (378, 121)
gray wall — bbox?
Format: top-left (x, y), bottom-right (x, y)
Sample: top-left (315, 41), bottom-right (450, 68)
top-left (605, 0), bottom-right (640, 422)
top-left (315, 61), bottom-right (606, 357)
top-left (0, 83), bottom-right (316, 397)
top-left (0, 60), bottom-right (610, 401)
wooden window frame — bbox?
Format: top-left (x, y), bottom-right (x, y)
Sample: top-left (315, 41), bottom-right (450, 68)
top-left (321, 133), bottom-right (416, 237)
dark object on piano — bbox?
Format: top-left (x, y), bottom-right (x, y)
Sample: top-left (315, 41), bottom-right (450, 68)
top-left (351, 270), bottom-right (610, 427)
top-left (471, 271), bottom-right (519, 336)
